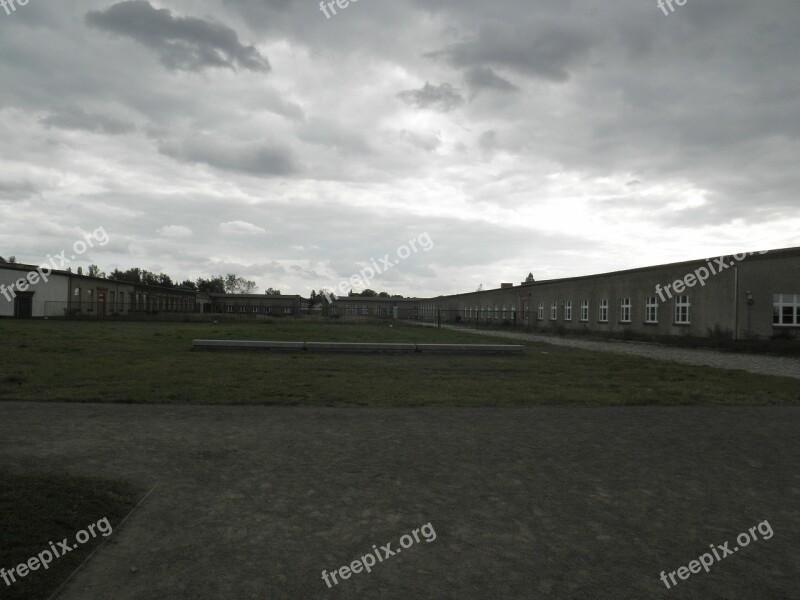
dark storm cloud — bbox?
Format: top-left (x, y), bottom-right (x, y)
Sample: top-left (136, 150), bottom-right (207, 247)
top-left (158, 136), bottom-right (298, 177)
top-left (85, 0), bottom-right (270, 72)
top-left (397, 82), bottom-right (465, 112)
top-left (41, 108), bottom-right (135, 135)
top-left (464, 66), bottom-right (518, 96)
top-left (427, 21), bottom-right (596, 82)
top-left (0, 180), bottom-right (39, 201)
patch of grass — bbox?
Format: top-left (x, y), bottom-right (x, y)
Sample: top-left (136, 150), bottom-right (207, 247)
top-left (0, 320), bottom-right (797, 405)
top-left (0, 471), bottom-right (140, 600)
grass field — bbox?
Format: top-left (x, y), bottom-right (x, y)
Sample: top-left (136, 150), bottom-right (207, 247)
top-left (0, 471), bottom-right (140, 600)
top-left (1, 320), bottom-right (797, 405)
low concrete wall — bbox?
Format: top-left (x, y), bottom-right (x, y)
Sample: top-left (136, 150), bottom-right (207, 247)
top-left (191, 340), bottom-right (525, 355)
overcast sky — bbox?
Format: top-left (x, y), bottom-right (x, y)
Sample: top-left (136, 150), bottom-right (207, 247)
top-left (1, 0), bottom-right (798, 296)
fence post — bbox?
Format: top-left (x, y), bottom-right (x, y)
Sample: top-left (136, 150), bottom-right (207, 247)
top-left (437, 309), bottom-right (441, 329)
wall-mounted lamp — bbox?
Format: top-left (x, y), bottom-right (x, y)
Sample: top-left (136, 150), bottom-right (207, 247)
top-left (746, 290), bottom-right (754, 306)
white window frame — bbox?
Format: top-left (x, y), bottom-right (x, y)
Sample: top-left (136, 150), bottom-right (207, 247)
top-left (538, 301), bottom-right (544, 321)
top-left (620, 298), bottom-right (631, 323)
top-left (598, 299), bottom-right (609, 323)
top-left (645, 297), bottom-right (658, 324)
top-left (580, 300), bottom-right (589, 322)
top-left (550, 302), bottom-right (558, 321)
top-left (773, 294), bottom-right (800, 326)
top-left (675, 295), bottom-right (691, 324)
top-left (564, 301), bottom-right (572, 321)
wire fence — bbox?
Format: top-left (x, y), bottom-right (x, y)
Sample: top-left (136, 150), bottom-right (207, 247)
top-left (44, 301), bottom-right (204, 319)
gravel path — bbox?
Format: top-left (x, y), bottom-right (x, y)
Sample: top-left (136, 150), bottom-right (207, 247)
top-left (1, 403), bottom-right (799, 600)
top-left (436, 325), bottom-right (800, 380)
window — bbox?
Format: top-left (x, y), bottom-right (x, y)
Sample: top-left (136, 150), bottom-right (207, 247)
top-left (239, 306), bottom-right (247, 313)
top-left (502, 305), bottom-right (507, 319)
top-left (620, 298), bottom-right (631, 323)
top-left (226, 306), bottom-right (233, 313)
top-left (119, 292), bottom-right (125, 311)
top-left (564, 301), bottom-right (572, 321)
top-left (675, 295), bottom-right (690, 324)
top-left (252, 306), bottom-right (260, 313)
top-left (347, 305), bottom-right (356, 315)
top-left (580, 300), bottom-right (589, 322)
top-left (511, 304), bottom-right (516, 321)
top-left (494, 305), bottom-right (499, 319)
top-left (538, 301), bottom-right (544, 321)
top-left (645, 297), bottom-right (658, 323)
top-left (773, 294), bottom-right (800, 326)
top-left (284, 307), bottom-right (292, 314)
top-left (550, 302), bottom-right (558, 321)
top-left (598, 299), bottom-right (608, 322)
top-left (361, 306), bottom-right (369, 315)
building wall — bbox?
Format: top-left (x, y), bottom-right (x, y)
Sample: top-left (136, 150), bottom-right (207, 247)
top-left (328, 297), bottom-right (419, 318)
top-left (69, 277), bottom-right (136, 316)
top-left (419, 249), bottom-right (800, 339)
top-left (0, 266), bottom-right (70, 318)
top-left (737, 253), bottom-right (800, 338)
top-left (210, 295), bottom-right (302, 315)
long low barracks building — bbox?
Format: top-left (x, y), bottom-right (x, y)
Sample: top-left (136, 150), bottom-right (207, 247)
top-left (1, 246), bottom-right (799, 340)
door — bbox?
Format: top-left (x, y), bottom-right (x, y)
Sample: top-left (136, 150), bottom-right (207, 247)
top-left (97, 291), bottom-right (106, 319)
top-left (14, 294), bottom-right (33, 319)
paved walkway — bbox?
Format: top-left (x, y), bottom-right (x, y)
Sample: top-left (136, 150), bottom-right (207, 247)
top-left (436, 325), bottom-right (800, 380)
top-left (1, 403), bottom-right (798, 600)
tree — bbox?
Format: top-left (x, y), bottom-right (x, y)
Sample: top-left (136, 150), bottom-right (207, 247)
top-left (155, 273), bottom-right (174, 288)
top-left (476, 284), bottom-right (483, 291)
top-left (264, 287), bottom-right (281, 296)
top-left (224, 273), bottom-right (258, 295)
top-left (180, 279), bottom-right (198, 291)
top-left (309, 290), bottom-right (326, 307)
top-left (77, 266), bottom-right (83, 275)
top-left (525, 272), bottom-right (535, 283)
top-left (87, 264), bottom-right (105, 278)
top-left (109, 268), bottom-right (139, 284)
top-left (196, 276), bottom-right (226, 294)
top-left (378, 291), bottom-right (390, 298)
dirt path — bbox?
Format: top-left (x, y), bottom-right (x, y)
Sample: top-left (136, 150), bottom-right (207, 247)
top-left (434, 324), bottom-right (800, 380)
top-left (1, 402), bottom-right (798, 599)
